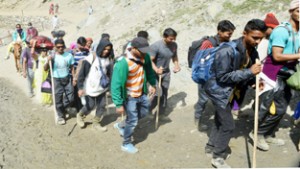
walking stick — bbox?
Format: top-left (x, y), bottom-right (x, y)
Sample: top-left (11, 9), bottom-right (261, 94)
top-left (252, 59), bottom-right (261, 168)
top-left (155, 74), bottom-right (162, 129)
top-left (49, 60), bottom-right (57, 124)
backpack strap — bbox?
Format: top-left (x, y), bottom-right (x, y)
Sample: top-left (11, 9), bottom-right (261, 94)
top-left (277, 23), bottom-right (297, 54)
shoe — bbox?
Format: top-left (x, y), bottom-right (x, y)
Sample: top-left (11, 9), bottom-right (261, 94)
top-left (4, 56), bottom-right (9, 60)
top-left (265, 136), bottom-right (285, 146)
top-left (92, 123), bottom-right (107, 132)
top-left (57, 117), bottom-right (66, 125)
top-left (114, 123), bottom-right (124, 136)
top-left (121, 143), bottom-right (138, 154)
top-left (76, 112), bottom-right (85, 128)
top-left (211, 157), bottom-right (231, 168)
top-left (249, 132), bottom-right (269, 151)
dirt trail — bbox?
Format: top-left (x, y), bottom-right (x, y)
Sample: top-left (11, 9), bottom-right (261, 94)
top-left (0, 56), bottom-right (299, 168)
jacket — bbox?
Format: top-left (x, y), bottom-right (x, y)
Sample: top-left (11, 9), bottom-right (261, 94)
top-left (77, 39), bottom-right (113, 96)
top-left (111, 53), bottom-right (156, 108)
top-left (12, 29), bottom-right (26, 42)
top-left (204, 37), bottom-right (258, 109)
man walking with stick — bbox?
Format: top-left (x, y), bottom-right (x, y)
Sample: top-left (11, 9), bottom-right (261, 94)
top-left (204, 19), bottom-right (266, 168)
top-left (249, 0), bottom-right (300, 151)
top-left (111, 37), bottom-right (156, 154)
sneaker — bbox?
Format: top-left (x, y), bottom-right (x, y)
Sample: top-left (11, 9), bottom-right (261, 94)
top-left (265, 136), bottom-right (285, 146)
top-left (211, 157), bottom-right (231, 168)
top-left (249, 132), bottom-right (269, 151)
top-left (76, 112), bottom-right (85, 128)
top-left (121, 143), bottom-right (138, 154)
top-left (92, 123), bottom-right (107, 132)
top-left (57, 117), bottom-right (66, 125)
top-left (113, 123), bottom-right (124, 136)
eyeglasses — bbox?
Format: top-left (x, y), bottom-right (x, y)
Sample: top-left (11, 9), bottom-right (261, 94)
top-left (56, 46), bottom-right (64, 49)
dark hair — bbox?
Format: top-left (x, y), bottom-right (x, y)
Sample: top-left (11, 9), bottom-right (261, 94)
top-left (16, 24), bottom-right (21, 28)
top-left (137, 31), bottom-right (149, 39)
top-left (77, 36), bottom-right (87, 46)
top-left (55, 39), bottom-right (65, 47)
top-left (244, 19), bottom-right (268, 33)
top-left (217, 20), bottom-right (236, 32)
top-left (101, 33), bottom-right (110, 40)
top-left (28, 22), bottom-right (32, 26)
top-left (57, 30), bottom-right (66, 38)
top-left (163, 28), bottom-right (177, 38)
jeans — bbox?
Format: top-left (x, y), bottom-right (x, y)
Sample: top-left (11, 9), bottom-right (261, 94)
top-left (258, 76), bottom-right (291, 136)
top-left (123, 94), bottom-right (149, 145)
top-left (80, 92), bottom-right (106, 123)
top-left (26, 67), bottom-right (34, 96)
top-left (207, 102), bottom-right (235, 159)
top-left (194, 84), bottom-right (209, 119)
top-left (53, 76), bottom-right (74, 118)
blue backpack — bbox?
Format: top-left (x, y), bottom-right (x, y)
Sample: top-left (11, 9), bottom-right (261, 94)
top-left (191, 41), bottom-right (237, 84)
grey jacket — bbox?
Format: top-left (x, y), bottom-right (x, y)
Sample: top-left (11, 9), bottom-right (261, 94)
top-left (204, 37), bottom-right (258, 109)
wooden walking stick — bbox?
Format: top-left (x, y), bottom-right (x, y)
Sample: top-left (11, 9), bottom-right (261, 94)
top-left (252, 59), bottom-right (261, 168)
top-left (155, 74), bottom-right (162, 129)
top-left (49, 59), bottom-right (58, 124)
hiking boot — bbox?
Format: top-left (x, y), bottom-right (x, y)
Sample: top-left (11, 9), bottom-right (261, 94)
top-left (92, 123), bottom-right (107, 132)
top-left (249, 132), bottom-right (269, 151)
top-left (57, 117), bottom-right (66, 125)
top-left (113, 123), bottom-right (124, 136)
top-left (121, 143), bottom-right (138, 154)
top-left (76, 112), bottom-right (85, 128)
top-left (265, 136), bottom-right (285, 146)
top-left (211, 157), bottom-right (231, 168)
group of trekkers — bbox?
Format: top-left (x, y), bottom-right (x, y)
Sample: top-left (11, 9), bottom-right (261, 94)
top-left (4, 0), bottom-right (300, 168)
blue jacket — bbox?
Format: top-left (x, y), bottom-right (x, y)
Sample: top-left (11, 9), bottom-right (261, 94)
top-left (204, 37), bottom-right (258, 109)
top-left (12, 30), bottom-right (26, 42)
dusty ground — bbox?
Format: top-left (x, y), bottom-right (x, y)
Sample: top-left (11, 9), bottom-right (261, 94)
top-left (0, 54), bottom-right (300, 169)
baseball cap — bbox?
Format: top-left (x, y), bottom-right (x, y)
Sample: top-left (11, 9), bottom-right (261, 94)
top-left (131, 37), bottom-right (151, 54)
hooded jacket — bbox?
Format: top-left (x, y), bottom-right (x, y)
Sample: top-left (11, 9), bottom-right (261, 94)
top-left (77, 39), bottom-right (113, 97)
top-left (204, 37), bottom-right (258, 109)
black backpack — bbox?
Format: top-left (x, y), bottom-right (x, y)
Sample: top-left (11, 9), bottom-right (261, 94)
top-left (187, 36), bottom-right (218, 68)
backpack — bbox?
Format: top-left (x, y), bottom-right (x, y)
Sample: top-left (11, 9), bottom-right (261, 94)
top-left (187, 36), bottom-right (218, 68)
top-left (191, 41), bottom-right (237, 85)
top-left (34, 35), bottom-right (54, 50)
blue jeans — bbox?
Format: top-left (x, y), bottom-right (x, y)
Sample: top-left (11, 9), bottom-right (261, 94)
top-left (123, 94), bottom-right (149, 145)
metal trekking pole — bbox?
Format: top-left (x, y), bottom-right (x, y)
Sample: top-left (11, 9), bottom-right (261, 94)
top-left (155, 74), bottom-right (162, 129)
top-left (49, 59), bottom-right (58, 124)
top-left (252, 59), bottom-right (261, 168)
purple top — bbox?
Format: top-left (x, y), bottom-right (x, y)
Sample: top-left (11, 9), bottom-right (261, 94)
top-left (22, 47), bottom-right (34, 69)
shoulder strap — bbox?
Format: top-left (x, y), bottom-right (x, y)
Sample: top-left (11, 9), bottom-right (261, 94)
top-left (208, 35), bottom-right (219, 47)
top-left (277, 23), bottom-right (296, 54)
